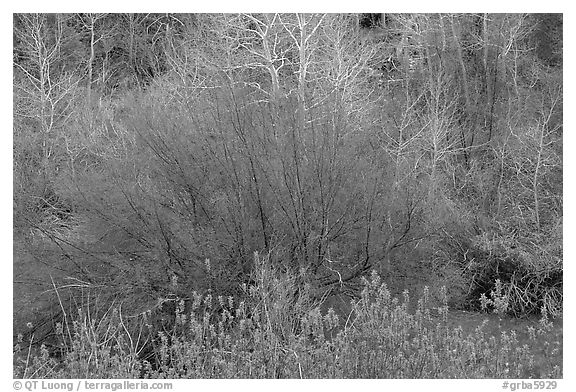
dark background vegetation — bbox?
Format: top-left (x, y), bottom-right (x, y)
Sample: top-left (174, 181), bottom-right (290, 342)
top-left (13, 13), bottom-right (562, 374)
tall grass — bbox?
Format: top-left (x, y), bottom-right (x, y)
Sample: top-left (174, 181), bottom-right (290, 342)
top-left (14, 255), bottom-right (561, 379)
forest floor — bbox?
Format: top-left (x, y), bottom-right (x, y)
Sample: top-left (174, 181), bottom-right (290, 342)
top-left (444, 310), bottom-right (563, 378)
top-left (13, 240), bottom-right (57, 336)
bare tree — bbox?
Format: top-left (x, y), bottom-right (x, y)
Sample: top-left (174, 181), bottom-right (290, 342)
top-left (77, 13), bottom-right (110, 102)
top-left (14, 14), bottom-right (80, 175)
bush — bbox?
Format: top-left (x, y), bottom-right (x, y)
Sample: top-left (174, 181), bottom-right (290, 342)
top-left (467, 229), bottom-right (562, 318)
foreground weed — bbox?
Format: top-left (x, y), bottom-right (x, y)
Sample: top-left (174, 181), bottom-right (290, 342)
top-left (15, 271), bottom-right (561, 378)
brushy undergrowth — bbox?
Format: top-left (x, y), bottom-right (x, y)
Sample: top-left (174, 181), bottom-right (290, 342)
top-left (14, 267), bottom-right (561, 379)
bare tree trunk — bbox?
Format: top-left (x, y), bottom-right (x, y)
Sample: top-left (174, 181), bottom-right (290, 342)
top-left (80, 14), bottom-right (106, 102)
top-left (87, 18), bottom-right (95, 102)
top-left (450, 14), bottom-right (471, 111)
top-left (533, 125), bottom-right (544, 232)
top-left (483, 14), bottom-right (489, 80)
top-left (488, 47), bottom-right (499, 142)
top-left (450, 14), bottom-right (471, 167)
top-left (128, 13), bottom-right (136, 78)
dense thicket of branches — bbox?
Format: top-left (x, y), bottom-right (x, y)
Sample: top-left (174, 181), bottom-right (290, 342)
top-left (13, 14), bottom-right (562, 347)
